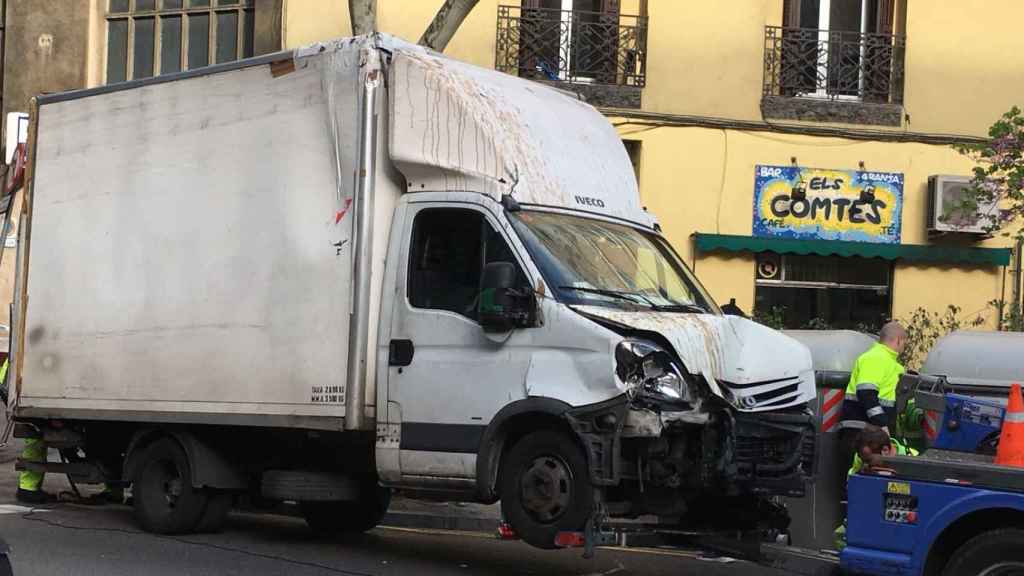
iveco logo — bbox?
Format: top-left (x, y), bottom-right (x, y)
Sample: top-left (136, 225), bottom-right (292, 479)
top-left (741, 396), bottom-right (757, 408)
top-left (574, 195), bottom-right (605, 208)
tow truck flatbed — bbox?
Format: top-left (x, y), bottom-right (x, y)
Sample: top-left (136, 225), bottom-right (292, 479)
top-left (841, 453), bottom-right (1024, 575)
top-left (878, 450), bottom-right (1024, 492)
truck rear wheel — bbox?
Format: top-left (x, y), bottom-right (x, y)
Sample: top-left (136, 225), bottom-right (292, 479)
top-left (300, 480), bottom-right (391, 536)
top-left (499, 430), bottom-right (593, 549)
top-left (942, 528), bottom-right (1024, 575)
top-left (132, 438), bottom-right (208, 535)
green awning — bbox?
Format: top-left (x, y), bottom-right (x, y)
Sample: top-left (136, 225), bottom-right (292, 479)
top-left (693, 233), bottom-right (1012, 267)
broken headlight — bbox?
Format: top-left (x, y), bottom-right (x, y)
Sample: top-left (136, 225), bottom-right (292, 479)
top-left (615, 340), bottom-right (691, 405)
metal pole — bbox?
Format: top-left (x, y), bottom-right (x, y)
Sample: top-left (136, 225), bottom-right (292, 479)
top-left (344, 42), bottom-right (380, 431)
top-left (1015, 238), bottom-right (1023, 330)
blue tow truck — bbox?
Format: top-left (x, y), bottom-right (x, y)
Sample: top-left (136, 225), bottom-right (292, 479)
top-left (841, 384), bottom-right (1024, 575)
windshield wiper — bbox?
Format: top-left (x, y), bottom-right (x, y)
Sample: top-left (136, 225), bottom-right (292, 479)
top-left (651, 302), bottom-right (708, 314)
top-left (558, 286), bottom-right (654, 308)
top-left (560, 287), bottom-right (709, 314)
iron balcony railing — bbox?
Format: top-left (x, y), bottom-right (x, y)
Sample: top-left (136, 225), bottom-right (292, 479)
top-left (495, 4), bottom-right (647, 87)
top-left (763, 26), bottom-right (906, 104)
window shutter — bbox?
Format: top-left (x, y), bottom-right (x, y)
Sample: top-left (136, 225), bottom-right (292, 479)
top-left (876, 0), bottom-right (895, 34)
top-left (782, 0), bottom-right (801, 28)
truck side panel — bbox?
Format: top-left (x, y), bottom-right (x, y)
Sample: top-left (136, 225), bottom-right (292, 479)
top-left (843, 473), bottom-right (1024, 576)
top-left (19, 60), bottom-right (355, 425)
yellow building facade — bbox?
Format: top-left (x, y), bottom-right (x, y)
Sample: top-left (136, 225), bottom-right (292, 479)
top-left (2, 0), bottom-right (1021, 334)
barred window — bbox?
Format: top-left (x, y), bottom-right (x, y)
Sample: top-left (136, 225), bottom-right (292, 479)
top-left (106, 0), bottom-right (254, 84)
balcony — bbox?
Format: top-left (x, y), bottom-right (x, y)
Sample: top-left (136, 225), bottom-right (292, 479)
top-left (761, 26), bottom-right (906, 126)
top-left (495, 4), bottom-right (647, 108)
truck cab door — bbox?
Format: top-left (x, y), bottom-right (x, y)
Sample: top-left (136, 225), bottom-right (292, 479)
top-left (386, 202), bottom-right (533, 487)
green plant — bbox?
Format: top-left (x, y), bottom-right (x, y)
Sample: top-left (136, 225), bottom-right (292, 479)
top-left (989, 298), bottom-right (1024, 332)
top-left (899, 305), bottom-right (986, 369)
top-left (953, 106), bottom-right (1024, 241)
top-left (753, 305), bottom-right (787, 331)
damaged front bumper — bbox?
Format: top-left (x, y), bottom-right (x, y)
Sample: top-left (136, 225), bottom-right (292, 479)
top-left (565, 395), bottom-right (816, 500)
top-left (731, 409), bottom-right (817, 497)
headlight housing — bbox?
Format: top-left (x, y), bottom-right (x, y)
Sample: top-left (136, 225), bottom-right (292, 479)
top-left (615, 340), bottom-right (691, 405)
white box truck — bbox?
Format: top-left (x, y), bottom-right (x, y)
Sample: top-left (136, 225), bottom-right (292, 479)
top-left (7, 34), bottom-right (816, 548)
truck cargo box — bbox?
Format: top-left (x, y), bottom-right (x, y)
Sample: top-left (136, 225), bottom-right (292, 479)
top-left (13, 47), bottom-right (367, 430)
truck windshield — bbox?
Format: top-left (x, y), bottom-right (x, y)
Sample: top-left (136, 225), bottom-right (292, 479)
top-left (509, 210), bottom-right (719, 313)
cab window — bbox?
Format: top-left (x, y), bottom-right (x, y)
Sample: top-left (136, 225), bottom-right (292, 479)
top-left (407, 208), bottom-right (524, 321)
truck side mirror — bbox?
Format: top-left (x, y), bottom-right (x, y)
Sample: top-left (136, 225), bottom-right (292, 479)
top-left (479, 262), bottom-right (534, 332)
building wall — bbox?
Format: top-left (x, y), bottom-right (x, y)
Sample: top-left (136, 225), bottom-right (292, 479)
top-left (0, 1), bottom-right (1018, 333)
top-left (280, 0), bottom-right (500, 70)
top-left (902, 0), bottom-right (1024, 136)
top-left (1, 0), bottom-right (92, 130)
top-left (638, 0), bottom-right (1024, 138)
top-left (621, 122), bottom-right (1011, 326)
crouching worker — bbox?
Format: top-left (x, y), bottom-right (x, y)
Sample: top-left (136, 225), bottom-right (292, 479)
top-left (834, 425), bottom-right (918, 550)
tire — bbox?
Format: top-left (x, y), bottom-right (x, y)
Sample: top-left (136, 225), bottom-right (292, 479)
top-left (300, 480), bottom-right (391, 536)
top-left (194, 490), bottom-right (233, 533)
top-left (942, 528), bottom-right (1024, 576)
top-left (499, 430), bottom-right (593, 549)
top-left (132, 438), bottom-right (208, 535)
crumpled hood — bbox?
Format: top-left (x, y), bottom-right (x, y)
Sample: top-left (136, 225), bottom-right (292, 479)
top-left (573, 306), bottom-right (815, 412)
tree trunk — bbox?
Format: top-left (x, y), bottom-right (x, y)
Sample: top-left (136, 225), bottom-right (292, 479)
top-left (418, 0), bottom-right (480, 52)
top-left (349, 0), bottom-right (376, 35)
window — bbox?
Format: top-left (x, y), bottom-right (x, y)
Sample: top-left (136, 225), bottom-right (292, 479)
top-left (497, 1), bottom-right (646, 88)
top-left (106, 0), bottom-right (255, 84)
top-left (763, 0), bottom-right (905, 125)
top-left (768, 0), bottom-right (902, 102)
top-left (753, 253), bottom-right (891, 330)
top-left (407, 209), bottom-right (524, 321)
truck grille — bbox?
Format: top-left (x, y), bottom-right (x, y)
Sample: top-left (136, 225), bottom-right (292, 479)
top-left (721, 376), bottom-right (807, 410)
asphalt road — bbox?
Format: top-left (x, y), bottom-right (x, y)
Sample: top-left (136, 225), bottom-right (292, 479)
top-left (0, 437), bottom-right (790, 575)
top-left (0, 503), bottom-right (792, 576)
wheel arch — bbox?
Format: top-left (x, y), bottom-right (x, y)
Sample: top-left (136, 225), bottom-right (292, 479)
top-left (475, 397), bottom-right (573, 503)
top-left (124, 428), bottom-right (246, 490)
top-left (923, 507), bottom-right (1024, 575)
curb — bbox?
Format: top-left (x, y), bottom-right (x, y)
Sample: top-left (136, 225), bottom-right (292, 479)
top-left (382, 511), bottom-right (498, 533)
top-left (276, 501), bottom-right (499, 534)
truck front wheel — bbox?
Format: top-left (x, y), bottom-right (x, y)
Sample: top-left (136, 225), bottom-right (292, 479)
top-left (499, 430), bottom-right (594, 549)
top-left (942, 528), bottom-right (1024, 575)
top-left (132, 438), bottom-right (208, 534)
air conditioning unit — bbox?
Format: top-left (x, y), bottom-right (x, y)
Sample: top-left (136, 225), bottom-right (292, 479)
top-left (927, 175), bottom-right (998, 235)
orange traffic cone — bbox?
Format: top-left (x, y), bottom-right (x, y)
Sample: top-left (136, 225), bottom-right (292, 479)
top-left (996, 383), bottom-right (1024, 467)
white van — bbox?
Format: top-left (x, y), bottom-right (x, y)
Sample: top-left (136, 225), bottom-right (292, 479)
top-left (8, 34), bottom-right (815, 548)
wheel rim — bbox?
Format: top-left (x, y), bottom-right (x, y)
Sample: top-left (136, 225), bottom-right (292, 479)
top-left (147, 459), bottom-right (184, 510)
top-left (519, 454), bottom-right (573, 524)
top-left (979, 563), bottom-right (1024, 576)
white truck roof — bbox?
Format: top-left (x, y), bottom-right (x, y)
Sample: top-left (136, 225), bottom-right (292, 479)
top-left (374, 35), bottom-right (654, 227)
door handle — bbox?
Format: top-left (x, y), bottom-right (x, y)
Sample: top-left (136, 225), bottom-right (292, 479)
top-left (389, 339), bottom-right (414, 367)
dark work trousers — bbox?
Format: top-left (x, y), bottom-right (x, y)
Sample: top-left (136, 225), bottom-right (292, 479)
top-left (837, 427), bottom-right (860, 510)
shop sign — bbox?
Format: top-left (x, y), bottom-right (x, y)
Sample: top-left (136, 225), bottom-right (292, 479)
top-left (753, 164), bottom-right (903, 244)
